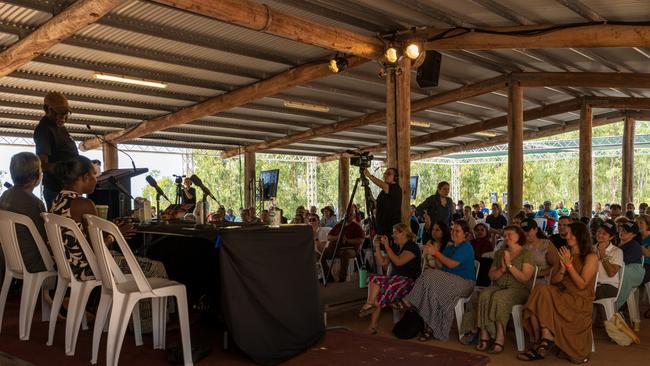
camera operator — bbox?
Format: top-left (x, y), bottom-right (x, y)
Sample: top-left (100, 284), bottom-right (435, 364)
top-left (364, 167), bottom-right (402, 236)
top-left (181, 177), bottom-right (196, 205)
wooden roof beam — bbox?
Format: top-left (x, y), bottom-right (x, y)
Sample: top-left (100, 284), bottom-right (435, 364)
top-left (0, 0), bottom-right (126, 77)
top-left (220, 75), bottom-right (508, 158)
top-left (80, 57), bottom-right (366, 150)
top-left (424, 24), bottom-right (650, 50)
top-left (153, 0), bottom-right (384, 59)
top-left (412, 110), bottom-right (625, 160)
top-left (318, 97), bottom-right (582, 162)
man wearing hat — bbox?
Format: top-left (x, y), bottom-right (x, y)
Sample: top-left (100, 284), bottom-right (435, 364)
top-left (33, 91), bottom-right (79, 209)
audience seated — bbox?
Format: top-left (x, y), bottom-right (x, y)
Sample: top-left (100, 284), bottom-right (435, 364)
top-left (308, 213), bottom-right (329, 253)
top-left (461, 225), bottom-right (535, 353)
top-left (518, 222), bottom-right (597, 363)
top-left (0, 152), bottom-right (48, 273)
top-left (320, 205), bottom-right (337, 228)
top-left (471, 223), bottom-right (495, 287)
top-left (401, 220), bottom-right (475, 341)
top-left (614, 221), bottom-right (645, 314)
top-left (421, 221), bottom-right (451, 271)
top-left (358, 224), bottom-right (421, 334)
top-left (520, 219), bottom-right (556, 279)
top-left (536, 200), bottom-right (559, 235)
top-left (549, 216), bottom-right (572, 249)
top-left (486, 203), bottom-right (507, 244)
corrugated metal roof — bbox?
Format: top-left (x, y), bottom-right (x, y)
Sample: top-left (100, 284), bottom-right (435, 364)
top-left (0, 0), bottom-right (647, 156)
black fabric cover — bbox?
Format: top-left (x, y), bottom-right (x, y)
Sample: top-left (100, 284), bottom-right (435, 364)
top-left (219, 225), bottom-right (325, 365)
top-left (392, 308), bottom-right (424, 339)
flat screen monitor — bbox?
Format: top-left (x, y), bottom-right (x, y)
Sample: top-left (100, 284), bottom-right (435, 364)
top-left (259, 169), bottom-right (279, 201)
top-left (409, 176), bottom-right (419, 200)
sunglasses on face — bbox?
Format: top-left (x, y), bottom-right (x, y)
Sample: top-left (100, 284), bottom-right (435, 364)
top-left (308, 218), bottom-right (317, 222)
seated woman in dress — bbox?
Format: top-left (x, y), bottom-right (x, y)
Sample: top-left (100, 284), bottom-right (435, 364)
top-left (50, 156), bottom-right (167, 281)
top-left (520, 218), bottom-right (557, 279)
top-left (615, 221), bottom-right (645, 330)
top-left (518, 222), bottom-right (598, 363)
top-left (471, 223), bottom-right (495, 287)
top-left (0, 152), bottom-right (48, 273)
top-left (358, 223), bottom-right (421, 334)
top-left (462, 225), bottom-right (535, 353)
top-left (402, 220), bottom-right (476, 341)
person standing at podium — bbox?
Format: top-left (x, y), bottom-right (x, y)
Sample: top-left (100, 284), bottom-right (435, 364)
top-left (33, 91), bottom-right (78, 210)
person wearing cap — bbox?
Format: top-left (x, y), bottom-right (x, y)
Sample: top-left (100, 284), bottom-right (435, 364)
top-left (33, 91), bottom-right (79, 210)
top-left (615, 221), bottom-right (645, 322)
top-left (521, 218), bottom-right (556, 278)
top-left (320, 205), bottom-right (337, 228)
top-left (594, 220), bottom-right (623, 301)
top-left (535, 200), bottom-right (559, 235)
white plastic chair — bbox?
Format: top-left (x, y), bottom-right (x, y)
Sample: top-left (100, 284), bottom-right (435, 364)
top-left (84, 215), bottom-right (193, 366)
top-left (42, 213), bottom-right (144, 357)
top-left (511, 266), bottom-right (539, 351)
top-left (454, 260), bottom-right (480, 340)
top-left (593, 265), bottom-right (625, 321)
top-left (0, 210), bottom-right (57, 340)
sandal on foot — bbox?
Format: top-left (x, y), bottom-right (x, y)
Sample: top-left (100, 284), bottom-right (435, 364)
top-left (518, 349), bottom-right (544, 361)
top-left (362, 326), bottom-right (377, 335)
top-left (534, 337), bottom-right (555, 358)
top-left (358, 303), bottom-right (377, 318)
top-left (475, 338), bottom-right (492, 352)
top-left (488, 342), bottom-right (504, 354)
top-left (418, 327), bottom-right (433, 342)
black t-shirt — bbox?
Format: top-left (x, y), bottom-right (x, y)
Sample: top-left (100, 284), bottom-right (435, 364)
top-left (181, 187), bottom-right (197, 204)
top-left (375, 183), bottom-right (402, 235)
top-left (549, 234), bottom-right (567, 249)
top-left (486, 214), bottom-right (507, 230)
top-left (33, 116), bottom-right (79, 191)
top-left (390, 240), bottom-right (422, 280)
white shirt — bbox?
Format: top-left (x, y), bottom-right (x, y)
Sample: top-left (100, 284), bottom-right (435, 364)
top-left (597, 243), bottom-right (624, 288)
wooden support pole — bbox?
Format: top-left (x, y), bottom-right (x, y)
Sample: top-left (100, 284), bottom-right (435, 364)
top-left (338, 157), bottom-right (350, 220)
top-left (81, 56), bottom-right (366, 151)
top-left (385, 58), bottom-right (412, 224)
top-left (154, 0), bottom-right (384, 59)
top-left (424, 24), bottom-right (650, 50)
top-left (507, 79), bottom-right (524, 221)
top-left (0, 0), bottom-right (125, 78)
top-left (244, 152), bottom-right (256, 210)
top-left (102, 143), bottom-right (118, 170)
top-left (579, 103), bottom-right (593, 218)
top-left (622, 116), bottom-right (636, 206)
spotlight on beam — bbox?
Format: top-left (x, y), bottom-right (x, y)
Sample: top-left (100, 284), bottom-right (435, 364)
top-left (405, 43), bottom-right (420, 60)
top-left (328, 57), bottom-right (348, 73)
top-left (385, 47), bottom-right (399, 63)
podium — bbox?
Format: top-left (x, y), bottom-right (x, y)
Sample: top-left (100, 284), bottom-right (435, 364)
top-left (89, 168), bottom-right (148, 220)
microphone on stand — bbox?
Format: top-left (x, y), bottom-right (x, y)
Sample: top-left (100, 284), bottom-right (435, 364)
top-left (145, 175), bottom-right (171, 202)
top-left (190, 174), bottom-right (219, 204)
top-left (3, 182), bottom-right (12, 189)
top-left (86, 125), bottom-right (137, 171)
top-left (108, 176), bottom-right (134, 200)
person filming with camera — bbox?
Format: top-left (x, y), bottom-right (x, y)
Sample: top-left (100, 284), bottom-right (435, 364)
top-left (181, 177), bottom-right (196, 205)
top-left (364, 167), bottom-right (402, 236)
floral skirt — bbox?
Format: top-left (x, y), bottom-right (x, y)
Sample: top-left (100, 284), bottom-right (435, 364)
top-left (368, 274), bottom-right (414, 308)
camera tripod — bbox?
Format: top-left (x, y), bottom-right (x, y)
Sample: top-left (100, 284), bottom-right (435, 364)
top-left (325, 167), bottom-right (377, 286)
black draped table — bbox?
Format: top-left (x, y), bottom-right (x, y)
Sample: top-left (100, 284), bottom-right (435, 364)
top-left (134, 223), bottom-right (325, 365)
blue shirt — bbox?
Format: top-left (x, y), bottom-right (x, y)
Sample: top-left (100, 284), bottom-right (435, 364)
top-left (535, 209), bottom-right (559, 222)
top-left (442, 241), bottom-right (476, 281)
top-left (480, 208), bottom-right (490, 216)
top-left (643, 235), bottom-right (650, 266)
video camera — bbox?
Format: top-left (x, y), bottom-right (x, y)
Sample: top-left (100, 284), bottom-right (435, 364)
top-left (173, 174), bottom-right (186, 185)
top-left (348, 151), bottom-right (373, 169)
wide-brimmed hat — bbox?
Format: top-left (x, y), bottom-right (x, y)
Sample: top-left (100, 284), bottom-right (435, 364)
top-left (44, 91), bottom-right (70, 114)
top-left (321, 205), bottom-right (334, 214)
top-left (621, 221), bottom-right (640, 234)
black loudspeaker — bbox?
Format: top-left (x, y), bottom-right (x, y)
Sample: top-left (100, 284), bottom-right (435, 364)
top-left (416, 50), bottom-right (442, 88)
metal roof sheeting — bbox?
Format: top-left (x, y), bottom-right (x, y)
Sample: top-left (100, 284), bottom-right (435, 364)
top-left (0, 0), bottom-right (647, 157)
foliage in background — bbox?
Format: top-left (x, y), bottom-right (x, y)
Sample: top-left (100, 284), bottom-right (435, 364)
top-left (139, 121), bottom-right (650, 217)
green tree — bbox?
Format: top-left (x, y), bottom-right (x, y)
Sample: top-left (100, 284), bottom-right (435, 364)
top-left (140, 169), bottom-right (176, 205)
